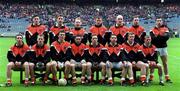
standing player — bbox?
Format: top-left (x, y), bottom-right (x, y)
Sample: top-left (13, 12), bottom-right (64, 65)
top-left (25, 15), bottom-right (48, 47)
top-left (29, 35), bottom-right (51, 85)
top-left (70, 18), bottom-right (88, 44)
top-left (50, 31), bottom-right (71, 83)
top-left (109, 15), bottom-right (129, 44)
top-left (150, 18), bottom-right (172, 83)
top-left (105, 34), bottom-right (124, 85)
top-left (49, 15), bottom-right (69, 45)
top-left (89, 17), bottom-right (107, 45)
top-left (6, 34), bottom-right (30, 86)
top-left (129, 16), bottom-right (146, 45)
top-left (139, 35), bottom-right (164, 86)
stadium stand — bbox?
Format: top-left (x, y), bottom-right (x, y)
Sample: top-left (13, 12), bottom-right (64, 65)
top-left (0, 3), bottom-right (180, 37)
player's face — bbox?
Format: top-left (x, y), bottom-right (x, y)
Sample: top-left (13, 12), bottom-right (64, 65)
top-left (16, 36), bottom-right (23, 44)
top-left (128, 34), bottom-right (135, 42)
top-left (133, 18), bottom-right (139, 26)
top-left (92, 36), bottom-right (98, 44)
top-left (33, 17), bottom-right (40, 24)
top-left (75, 37), bottom-right (81, 44)
top-left (75, 20), bottom-right (81, 27)
top-left (116, 17), bottom-right (123, 24)
top-left (145, 37), bottom-right (151, 44)
top-left (110, 36), bottom-right (117, 43)
top-left (37, 37), bottom-right (44, 46)
top-left (58, 33), bottom-right (65, 41)
top-left (57, 16), bottom-right (64, 24)
top-left (156, 19), bottom-right (163, 27)
top-left (96, 19), bottom-right (102, 25)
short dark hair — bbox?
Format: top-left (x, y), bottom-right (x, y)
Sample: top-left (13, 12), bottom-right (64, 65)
top-left (144, 35), bottom-right (151, 39)
top-left (32, 15), bottom-right (39, 19)
top-left (127, 32), bottom-right (135, 37)
top-left (110, 34), bottom-right (117, 38)
top-left (16, 34), bottom-right (23, 38)
top-left (56, 15), bottom-right (63, 19)
top-left (37, 34), bottom-right (44, 39)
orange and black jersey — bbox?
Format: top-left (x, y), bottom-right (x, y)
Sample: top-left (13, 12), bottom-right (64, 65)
top-left (70, 43), bottom-right (87, 62)
top-left (129, 25), bottom-right (146, 45)
top-left (122, 41), bottom-right (140, 62)
top-left (138, 44), bottom-right (158, 63)
top-left (150, 26), bottom-right (169, 48)
top-left (70, 27), bottom-right (88, 44)
top-left (25, 24), bottom-right (48, 46)
top-left (109, 25), bottom-right (129, 44)
top-left (30, 44), bottom-right (50, 64)
top-left (49, 25), bottom-right (69, 45)
top-left (50, 41), bottom-right (71, 62)
top-left (106, 43), bottom-right (124, 62)
top-left (7, 43), bottom-right (30, 63)
top-left (89, 24), bottom-right (107, 45)
top-left (87, 43), bottom-right (104, 63)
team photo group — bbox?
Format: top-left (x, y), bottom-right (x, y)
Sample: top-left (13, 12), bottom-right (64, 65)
top-left (6, 14), bottom-right (173, 87)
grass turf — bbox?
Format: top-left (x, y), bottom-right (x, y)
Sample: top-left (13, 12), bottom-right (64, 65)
top-left (0, 37), bottom-right (180, 91)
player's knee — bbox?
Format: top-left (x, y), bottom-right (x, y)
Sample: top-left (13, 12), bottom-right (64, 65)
top-left (7, 62), bottom-right (14, 68)
top-left (23, 62), bottom-right (29, 67)
top-left (46, 63), bottom-right (51, 67)
top-left (65, 61), bottom-right (71, 67)
top-left (82, 63), bottom-right (87, 67)
top-left (101, 64), bottom-right (106, 69)
top-left (70, 63), bottom-right (75, 67)
top-left (70, 59), bottom-right (75, 64)
top-left (157, 63), bottom-right (162, 68)
top-left (29, 63), bottom-right (34, 67)
top-left (127, 62), bottom-right (132, 67)
top-left (86, 62), bottom-right (92, 68)
top-left (51, 61), bottom-right (57, 66)
top-left (100, 62), bottom-right (106, 66)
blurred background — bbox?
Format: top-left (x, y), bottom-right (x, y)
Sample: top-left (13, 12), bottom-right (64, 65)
top-left (0, 0), bottom-right (179, 38)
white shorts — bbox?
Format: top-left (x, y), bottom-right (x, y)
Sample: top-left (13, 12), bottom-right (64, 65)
top-left (106, 62), bottom-right (123, 69)
top-left (112, 62), bottom-right (123, 69)
top-left (157, 47), bottom-right (168, 56)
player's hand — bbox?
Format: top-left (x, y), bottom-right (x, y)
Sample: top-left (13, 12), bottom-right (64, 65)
top-left (149, 61), bottom-right (156, 66)
top-left (15, 61), bottom-right (21, 68)
top-left (132, 61), bottom-right (136, 65)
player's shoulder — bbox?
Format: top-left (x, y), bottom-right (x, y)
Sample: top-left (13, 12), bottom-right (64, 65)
top-left (51, 41), bottom-right (57, 46)
top-left (64, 41), bottom-right (71, 46)
top-left (9, 44), bottom-right (16, 50)
top-left (89, 25), bottom-right (95, 30)
top-left (23, 44), bottom-right (30, 49)
top-left (151, 44), bottom-right (157, 49)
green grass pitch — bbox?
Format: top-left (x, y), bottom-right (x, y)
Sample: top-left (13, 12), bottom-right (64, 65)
top-left (0, 37), bottom-right (180, 91)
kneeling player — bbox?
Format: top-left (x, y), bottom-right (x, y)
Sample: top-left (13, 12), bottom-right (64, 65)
top-left (6, 34), bottom-right (30, 86)
top-left (29, 35), bottom-right (51, 85)
top-left (50, 31), bottom-right (71, 83)
top-left (139, 35), bottom-right (164, 86)
top-left (69, 36), bottom-right (91, 84)
top-left (105, 34), bottom-right (124, 85)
